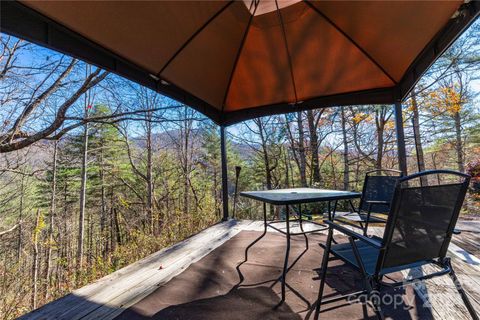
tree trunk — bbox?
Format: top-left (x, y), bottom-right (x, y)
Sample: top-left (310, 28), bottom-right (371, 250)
top-left (255, 118), bottom-right (274, 217)
top-left (87, 202), bottom-right (93, 266)
top-left (77, 66), bottom-right (92, 272)
top-left (410, 90), bottom-right (428, 185)
top-left (109, 188), bottom-right (115, 254)
top-left (31, 209), bottom-right (41, 310)
top-left (61, 180), bottom-right (68, 286)
top-left (100, 146), bottom-right (107, 258)
top-left (77, 121), bottom-right (88, 271)
top-left (431, 153), bottom-right (442, 184)
top-left (375, 107), bottom-right (386, 169)
top-left (114, 208), bottom-right (121, 246)
top-left (330, 151), bottom-right (337, 189)
top-left (182, 109), bottom-right (191, 219)
top-left (297, 112), bottom-right (307, 187)
top-left (17, 175), bottom-right (25, 262)
top-left (146, 114), bottom-right (154, 234)
top-left (454, 111), bottom-right (465, 172)
top-left (341, 107), bottom-right (349, 190)
top-left (213, 165), bottom-right (219, 218)
top-left (284, 148), bottom-right (290, 188)
top-left (411, 90), bottom-right (426, 172)
top-left (257, 119), bottom-right (272, 190)
top-left (306, 110), bottom-right (321, 185)
top-left (44, 141), bottom-right (58, 300)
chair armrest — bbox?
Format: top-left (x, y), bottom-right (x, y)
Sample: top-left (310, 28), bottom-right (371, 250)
top-left (364, 200), bottom-right (390, 205)
top-left (325, 220), bottom-right (382, 248)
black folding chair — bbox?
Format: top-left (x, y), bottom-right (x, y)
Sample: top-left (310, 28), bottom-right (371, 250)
top-left (315, 170), bottom-right (478, 320)
top-left (335, 169), bottom-right (402, 235)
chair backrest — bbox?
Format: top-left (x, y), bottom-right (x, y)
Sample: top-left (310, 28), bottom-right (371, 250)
top-left (359, 169), bottom-right (403, 214)
top-left (376, 170), bottom-right (470, 273)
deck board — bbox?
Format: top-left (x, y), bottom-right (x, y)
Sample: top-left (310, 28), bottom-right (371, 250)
top-left (20, 219), bottom-right (480, 320)
top-left (19, 220), bottom-right (256, 320)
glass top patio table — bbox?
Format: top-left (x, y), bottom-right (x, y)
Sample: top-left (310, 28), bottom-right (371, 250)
top-left (239, 187), bottom-right (362, 304)
top-left (241, 188), bottom-right (361, 205)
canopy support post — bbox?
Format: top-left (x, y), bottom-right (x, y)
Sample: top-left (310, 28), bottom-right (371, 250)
top-left (394, 101), bottom-right (408, 175)
top-left (220, 126), bottom-right (229, 221)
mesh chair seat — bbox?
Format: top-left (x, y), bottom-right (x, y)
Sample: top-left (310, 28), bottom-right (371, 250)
top-left (330, 239), bottom-right (434, 276)
top-left (330, 239), bottom-right (380, 275)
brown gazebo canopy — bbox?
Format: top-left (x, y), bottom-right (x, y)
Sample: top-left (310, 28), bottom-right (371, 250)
top-left (2, 1), bottom-right (479, 125)
top-left (1, 0), bottom-right (479, 219)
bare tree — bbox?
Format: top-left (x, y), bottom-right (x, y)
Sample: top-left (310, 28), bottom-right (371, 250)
top-left (341, 107), bottom-right (350, 190)
top-left (31, 209), bottom-right (41, 310)
top-left (44, 140), bottom-right (58, 299)
top-left (0, 50), bottom-right (108, 152)
top-left (306, 110), bottom-right (322, 185)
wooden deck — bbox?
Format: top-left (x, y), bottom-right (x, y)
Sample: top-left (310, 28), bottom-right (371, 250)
top-left (20, 219), bottom-right (480, 320)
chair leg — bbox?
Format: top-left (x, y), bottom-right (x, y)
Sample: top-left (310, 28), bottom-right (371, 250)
top-left (349, 237), bottom-right (384, 320)
top-left (314, 228), bottom-right (333, 320)
top-left (363, 203), bottom-right (373, 236)
top-left (366, 279), bottom-right (385, 320)
top-left (446, 259), bottom-right (479, 320)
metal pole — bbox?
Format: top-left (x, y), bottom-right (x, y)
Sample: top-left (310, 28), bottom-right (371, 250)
top-left (220, 126), bottom-right (229, 221)
top-left (394, 101), bottom-right (408, 175)
top-left (232, 166), bottom-right (241, 219)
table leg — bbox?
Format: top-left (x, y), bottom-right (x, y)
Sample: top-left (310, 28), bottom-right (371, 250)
top-left (281, 204), bottom-right (291, 303)
top-left (327, 201), bottom-right (332, 220)
top-left (298, 204), bottom-right (309, 250)
top-left (244, 202), bottom-right (267, 259)
top-left (331, 200), bottom-right (339, 245)
top-left (232, 202), bottom-right (268, 290)
top-left (263, 202), bottom-right (267, 233)
top-left (332, 200), bottom-right (338, 220)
